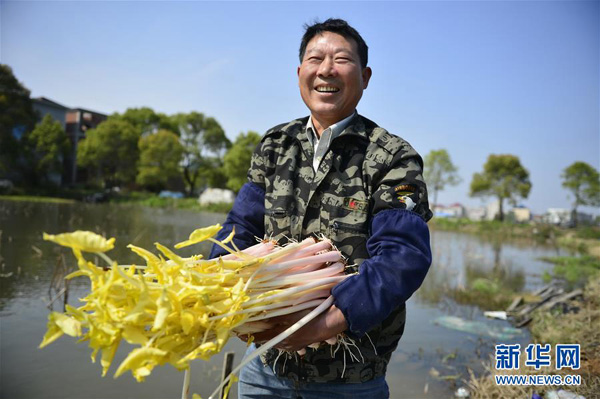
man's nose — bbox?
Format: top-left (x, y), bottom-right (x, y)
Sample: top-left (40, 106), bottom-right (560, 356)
top-left (317, 57), bottom-right (336, 77)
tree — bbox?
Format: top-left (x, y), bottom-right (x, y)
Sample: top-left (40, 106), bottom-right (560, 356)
top-left (0, 64), bottom-right (37, 176)
top-left (110, 107), bottom-right (177, 136)
top-left (423, 149), bottom-right (461, 207)
top-left (26, 114), bottom-right (70, 184)
top-left (470, 154), bottom-right (531, 221)
top-left (223, 131), bottom-right (262, 192)
top-left (77, 119), bottom-right (139, 187)
top-left (561, 162), bottom-right (600, 226)
top-left (172, 112), bottom-right (231, 195)
top-left (137, 130), bottom-right (184, 191)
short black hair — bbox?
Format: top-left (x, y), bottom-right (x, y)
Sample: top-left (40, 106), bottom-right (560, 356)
top-left (299, 18), bottom-right (369, 68)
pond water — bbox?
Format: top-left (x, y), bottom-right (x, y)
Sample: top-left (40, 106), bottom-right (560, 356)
top-left (0, 200), bottom-right (567, 399)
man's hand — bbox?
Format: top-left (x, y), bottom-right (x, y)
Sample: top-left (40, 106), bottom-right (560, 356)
top-left (245, 304), bottom-right (348, 352)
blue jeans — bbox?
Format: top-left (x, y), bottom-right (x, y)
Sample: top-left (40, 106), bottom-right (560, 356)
top-left (238, 344), bottom-right (390, 399)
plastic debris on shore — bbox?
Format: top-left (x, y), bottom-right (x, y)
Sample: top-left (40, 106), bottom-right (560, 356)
top-left (545, 390), bottom-right (586, 399)
top-left (483, 310), bottom-right (508, 320)
top-left (433, 316), bottom-right (523, 340)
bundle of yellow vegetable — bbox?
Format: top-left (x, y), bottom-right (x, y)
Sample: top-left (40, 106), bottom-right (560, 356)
top-left (39, 224), bottom-right (350, 398)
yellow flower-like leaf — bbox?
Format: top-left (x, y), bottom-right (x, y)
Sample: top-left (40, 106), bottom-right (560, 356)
top-left (174, 224), bottom-right (222, 248)
top-left (101, 339), bottom-right (120, 376)
top-left (155, 243), bottom-right (184, 267)
top-left (221, 227), bottom-right (235, 244)
top-left (114, 347), bottom-right (167, 379)
top-left (223, 374), bottom-right (238, 399)
top-left (152, 289), bottom-right (172, 331)
top-left (128, 245), bottom-right (161, 268)
top-left (39, 323), bottom-right (64, 348)
top-left (53, 312), bottom-right (82, 337)
top-left (43, 231), bottom-right (115, 253)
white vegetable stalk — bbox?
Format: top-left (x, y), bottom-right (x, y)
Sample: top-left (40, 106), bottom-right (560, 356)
top-left (207, 296), bottom-right (335, 399)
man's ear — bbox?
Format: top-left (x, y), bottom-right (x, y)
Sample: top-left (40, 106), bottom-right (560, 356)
top-left (362, 67), bottom-right (372, 89)
top-left (297, 65), bottom-right (301, 80)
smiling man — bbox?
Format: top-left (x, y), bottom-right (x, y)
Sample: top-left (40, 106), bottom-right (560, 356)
top-left (210, 18), bottom-right (433, 399)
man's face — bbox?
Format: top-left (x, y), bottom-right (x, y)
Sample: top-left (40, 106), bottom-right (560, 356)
top-left (298, 31), bottom-right (371, 128)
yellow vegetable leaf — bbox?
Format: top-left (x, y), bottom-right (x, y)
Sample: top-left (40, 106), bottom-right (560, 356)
top-left (127, 244), bottom-right (161, 267)
top-left (101, 338), bottom-right (120, 376)
top-left (39, 324), bottom-right (63, 349)
top-left (114, 347), bottom-right (167, 379)
top-left (122, 326), bottom-right (149, 345)
top-left (154, 243), bottom-right (184, 267)
top-left (43, 231), bottom-right (115, 253)
top-left (152, 289), bottom-right (171, 331)
top-left (223, 374), bottom-right (238, 399)
top-left (52, 312), bottom-right (82, 337)
top-left (181, 311), bottom-right (195, 335)
top-left (174, 224), bottom-right (222, 249)
top-left (221, 227), bottom-right (235, 244)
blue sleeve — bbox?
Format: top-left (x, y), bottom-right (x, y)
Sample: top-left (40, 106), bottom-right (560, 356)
top-left (331, 208), bottom-right (432, 337)
top-left (209, 182), bottom-right (265, 258)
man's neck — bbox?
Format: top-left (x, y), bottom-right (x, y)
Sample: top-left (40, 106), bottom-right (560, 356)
top-left (310, 112), bottom-right (356, 137)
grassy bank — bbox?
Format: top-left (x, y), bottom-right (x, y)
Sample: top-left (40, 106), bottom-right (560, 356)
top-left (430, 218), bottom-right (600, 255)
top-left (0, 195), bottom-right (76, 204)
top-left (0, 192), bottom-right (233, 213)
top-left (109, 192), bottom-right (233, 213)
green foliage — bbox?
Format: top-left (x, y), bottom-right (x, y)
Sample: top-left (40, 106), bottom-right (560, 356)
top-left (77, 119), bottom-right (140, 187)
top-left (109, 107), bottom-right (176, 136)
top-left (576, 226), bottom-right (600, 240)
top-left (561, 162), bottom-right (600, 226)
top-left (26, 114), bottom-right (70, 182)
top-left (541, 255), bottom-right (600, 288)
top-left (172, 112), bottom-right (231, 195)
top-left (223, 131), bottom-right (261, 192)
top-left (0, 64), bottom-right (37, 176)
top-left (137, 130), bottom-right (184, 190)
top-left (470, 154), bottom-right (531, 221)
top-left (423, 149), bottom-right (461, 206)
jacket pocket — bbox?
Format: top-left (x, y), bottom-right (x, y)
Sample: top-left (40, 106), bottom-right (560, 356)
top-left (331, 220), bottom-right (368, 234)
top-left (265, 208), bottom-right (291, 242)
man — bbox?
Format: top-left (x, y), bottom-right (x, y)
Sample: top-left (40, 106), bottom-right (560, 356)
top-left (210, 18), bottom-right (432, 398)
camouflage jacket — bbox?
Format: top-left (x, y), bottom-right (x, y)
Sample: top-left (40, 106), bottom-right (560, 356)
top-left (211, 113), bottom-right (432, 383)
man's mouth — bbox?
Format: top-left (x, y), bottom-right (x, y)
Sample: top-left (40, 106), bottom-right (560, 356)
top-left (315, 86), bottom-right (340, 93)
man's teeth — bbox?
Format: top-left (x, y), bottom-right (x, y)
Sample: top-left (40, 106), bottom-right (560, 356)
top-left (316, 87), bottom-right (339, 92)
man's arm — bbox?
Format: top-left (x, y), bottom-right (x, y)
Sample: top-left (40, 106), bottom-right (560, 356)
top-left (209, 140), bottom-right (268, 258)
top-left (209, 182), bottom-right (265, 258)
top-left (331, 141), bottom-right (433, 337)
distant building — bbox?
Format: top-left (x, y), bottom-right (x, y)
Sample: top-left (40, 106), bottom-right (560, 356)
top-left (65, 108), bottom-right (107, 184)
top-left (31, 97), bottom-right (71, 186)
top-left (543, 208), bottom-right (595, 227)
top-left (31, 98), bottom-right (107, 185)
top-left (486, 200), bottom-right (501, 221)
top-left (510, 206), bottom-right (531, 223)
top-left (32, 97), bottom-right (69, 128)
top-left (433, 203), bottom-right (465, 218)
top-left (466, 206), bottom-right (486, 221)
top-left (198, 188), bottom-right (235, 205)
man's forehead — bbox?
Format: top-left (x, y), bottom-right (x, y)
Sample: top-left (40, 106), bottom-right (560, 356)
top-left (305, 33), bottom-right (359, 53)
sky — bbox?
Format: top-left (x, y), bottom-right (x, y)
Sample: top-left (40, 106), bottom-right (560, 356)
top-left (2, 0), bottom-right (598, 215)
